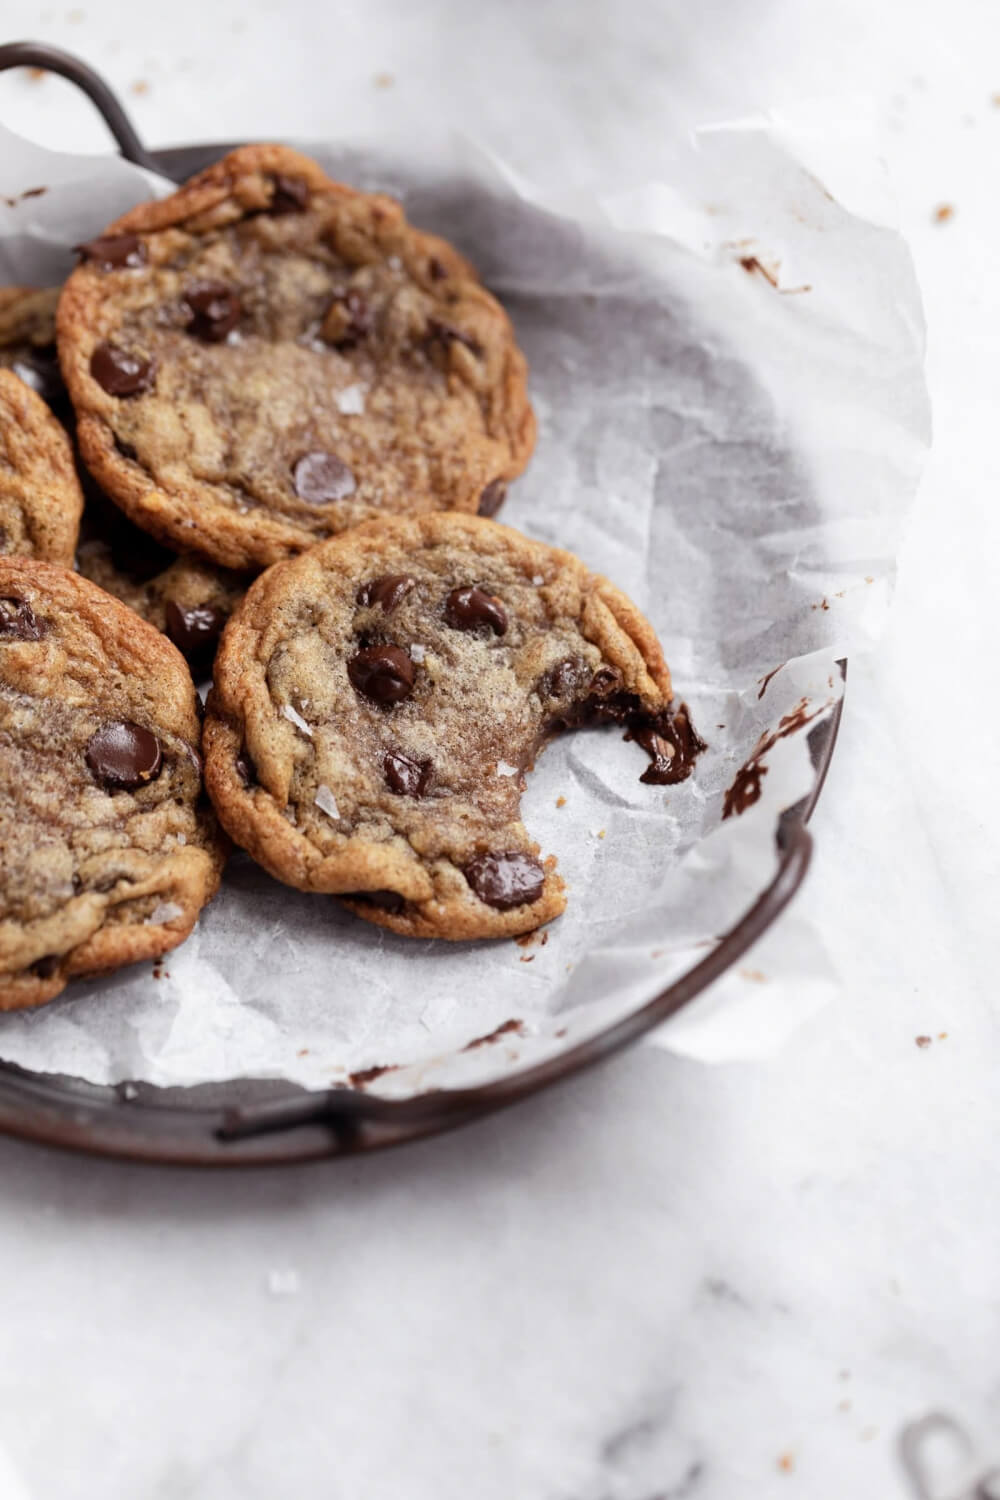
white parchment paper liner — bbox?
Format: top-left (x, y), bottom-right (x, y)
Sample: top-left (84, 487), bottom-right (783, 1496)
top-left (0, 120), bottom-right (929, 1090)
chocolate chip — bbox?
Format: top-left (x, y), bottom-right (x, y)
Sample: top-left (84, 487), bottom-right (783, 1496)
top-left (293, 451), bottom-right (357, 505)
top-left (344, 889), bottom-right (405, 914)
top-left (383, 750), bottom-right (431, 797)
top-left (90, 342), bottom-right (155, 397)
top-left (85, 721), bottom-right (163, 790)
top-left (539, 657), bottom-right (588, 701)
top-left (428, 257), bottom-right (448, 281)
top-left (464, 852), bottom-right (545, 910)
top-left (269, 173), bottom-right (309, 214)
top-left (444, 586), bottom-right (507, 636)
top-left (184, 281), bottom-right (241, 342)
top-left (0, 596), bottom-right (43, 640)
top-left (164, 599), bottom-right (227, 656)
top-left (478, 479), bottom-right (507, 517)
top-left (76, 233), bottom-right (147, 271)
top-left (29, 954), bottom-right (60, 979)
top-left (235, 749), bottom-right (256, 786)
top-left (11, 352), bottom-right (64, 407)
top-left (322, 289), bottom-right (372, 347)
top-left (427, 318), bottom-right (482, 356)
top-left (348, 645), bottom-right (415, 705)
top-left (356, 574), bottom-right (416, 612)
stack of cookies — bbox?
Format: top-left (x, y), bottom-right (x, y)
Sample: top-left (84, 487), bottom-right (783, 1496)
top-left (0, 145), bottom-right (701, 1010)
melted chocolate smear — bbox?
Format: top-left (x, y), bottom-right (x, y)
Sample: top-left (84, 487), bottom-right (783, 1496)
top-left (0, 596), bottom-right (43, 640)
top-left (464, 852), bottom-right (545, 910)
top-left (463, 1018), bottom-right (525, 1050)
top-left (538, 662), bottom-right (705, 786)
top-left (90, 342), bottom-right (155, 397)
top-left (349, 1062), bottom-right (398, 1087)
top-left (444, 586), bottom-right (507, 636)
top-left (184, 281), bottom-right (242, 342)
top-left (347, 644), bottom-right (415, 705)
top-left (164, 599), bottom-right (227, 657)
top-left (293, 451), bottom-right (356, 505)
top-left (477, 479), bottom-right (507, 518)
top-left (356, 574), bottom-right (415, 612)
top-left (722, 699), bottom-right (820, 820)
top-left (269, 174), bottom-right (309, 214)
top-left (344, 889), bottom-right (405, 915)
top-left (76, 234), bottom-right (147, 271)
top-left (29, 954), bottom-right (60, 979)
top-left (86, 721), bottom-right (163, 790)
top-left (383, 749), bottom-right (431, 797)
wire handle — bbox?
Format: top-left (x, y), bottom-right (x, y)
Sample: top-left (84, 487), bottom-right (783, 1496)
top-left (0, 41), bottom-right (159, 173)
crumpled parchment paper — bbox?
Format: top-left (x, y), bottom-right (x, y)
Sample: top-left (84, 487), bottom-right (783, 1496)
top-left (0, 119), bottom-right (929, 1090)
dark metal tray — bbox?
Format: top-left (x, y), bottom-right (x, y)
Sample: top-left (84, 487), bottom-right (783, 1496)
top-left (0, 42), bottom-right (845, 1165)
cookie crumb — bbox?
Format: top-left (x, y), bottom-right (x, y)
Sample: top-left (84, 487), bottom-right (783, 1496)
top-left (740, 967), bottom-right (766, 982)
top-left (933, 203), bottom-right (955, 224)
top-left (26, 67), bottom-right (46, 82)
top-left (130, 80), bottom-right (150, 96)
top-left (556, 795), bottom-right (566, 808)
top-left (915, 1035), bottom-right (932, 1048)
top-left (938, 1031), bottom-right (948, 1040)
top-left (373, 71), bottom-right (395, 89)
top-left (297, 1047), bottom-right (309, 1057)
top-left (777, 1453), bottom-right (795, 1474)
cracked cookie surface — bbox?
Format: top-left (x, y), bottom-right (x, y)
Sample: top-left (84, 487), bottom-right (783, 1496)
top-left (57, 144), bottom-right (536, 571)
top-left (0, 559), bottom-right (226, 1010)
top-left (0, 369), bottom-right (83, 564)
top-left (203, 513), bottom-right (688, 940)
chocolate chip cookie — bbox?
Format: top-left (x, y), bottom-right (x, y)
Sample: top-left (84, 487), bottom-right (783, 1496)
top-left (76, 490), bottom-right (246, 666)
top-left (0, 369), bottom-right (83, 564)
top-left (203, 513), bottom-right (700, 940)
top-left (0, 559), bottom-right (226, 1010)
top-left (57, 145), bottom-right (536, 571)
top-left (0, 286), bottom-right (63, 406)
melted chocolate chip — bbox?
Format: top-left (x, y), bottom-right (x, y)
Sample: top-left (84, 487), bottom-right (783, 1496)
top-left (383, 750), bottom-right (431, 797)
top-left (164, 599), bottom-right (227, 657)
top-left (11, 352), bottom-right (65, 408)
top-left (76, 233), bottom-right (147, 271)
top-left (269, 173), bottom-right (309, 214)
top-left (478, 479), bottom-right (507, 518)
top-left (348, 645), bottom-right (415, 705)
top-left (323, 289), bottom-right (372, 347)
top-left (344, 889), bottom-right (406, 914)
top-left (29, 954), bottom-right (60, 980)
top-left (0, 596), bottom-right (43, 640)
top-left (538, 656), bottom-right (590, 702)
top-left (427, 318), bottom-right (482, 356)
top-left (630, 704), bottom-right (706, 786)
top-left (356, 574), bottom-right (416, 612)
top-left (464, 852), bottom-right (545, 910)
top-left (184, 281), bottom-right (242, 342)
top-left (85, 721), bottom-right (163, 790)
top-left (293, 452), bottom-right (357, 505)
top-left (235, 749), bottom-right (256, 786)
top-left (444, 586), bottom-right (507, 636)
top-left (90, 342), bottom-right (155, 397)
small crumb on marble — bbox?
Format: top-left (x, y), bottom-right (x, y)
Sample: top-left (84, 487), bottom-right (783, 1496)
top-left (266, 1268), bottom-right (300, 1298)
top-left (777, 1452), bottom-right (795, 1474)
top-left (336, 383), bottom-right (365, 415)
top-left (933, 203), bottom-right (955, 223)
top-left (556, 795), bottom-right (566, 808)
top-left (282, 702), bottom-right (313, 737)
top-left (26, 67), bottom-right (45, 82)
top-left (740, 968), bottom-right (767, 983)
top-left (314, 784), bottom-right (340, 820)
top-left (373, 71), bottom-right (395, 89)
top-left (131, 79), bottom-right (150, 96)
top-left (915, 1034), bottom-right (932, 1048)
top-left (297, 1048), bottom-right (309, 1057)
top-left (837, 1398), bottom-right (852, 1412)
top-left (409, 644), bottom-right (426, 663)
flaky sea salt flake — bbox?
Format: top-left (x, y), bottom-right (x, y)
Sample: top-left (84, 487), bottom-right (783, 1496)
top-left (496, 760), bottom-right (519, 778)
top-left (409, 644), bottom-right (426, 663)
top-left (314, 784), bottom-right (340, 820)
top-left (282, 702), bottom-right (313, 737)
top-left (147, 901), bottom-right (183, 925)
top-left (336, 383), bottom-right (365, 415)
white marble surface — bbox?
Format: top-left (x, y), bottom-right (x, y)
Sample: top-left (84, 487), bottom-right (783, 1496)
top-left (0, 2), bottom-right (997, 1497)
